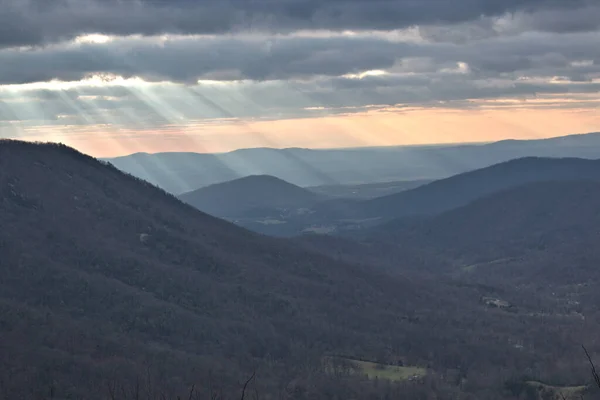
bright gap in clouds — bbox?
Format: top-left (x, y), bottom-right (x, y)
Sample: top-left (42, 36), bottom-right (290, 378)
top-left (74, 34), bottom-right (114, 44)
top-left (0, 71), bottom-right (346, 183)
top-left (0, 75), bottom-right (155, 92)
top-left (342, 70), bottom-right (389, 79)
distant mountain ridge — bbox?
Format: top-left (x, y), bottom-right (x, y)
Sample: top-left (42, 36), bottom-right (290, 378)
top-left (105, 132), bottom-right (600, 194)
top-left (179, 156), bottom-right (600, 237)
top-left (276, 156), bottom-right (600, 236)
top-left (178, 175), bottom-right (324, 217)
top-left (358, 156), bottom-right (600, 219)
top-left (308, 179), bottom-right (432, 199)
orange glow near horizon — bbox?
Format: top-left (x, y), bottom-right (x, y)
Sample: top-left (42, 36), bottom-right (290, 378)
top-left (14, 105), bottom-right (600, 158)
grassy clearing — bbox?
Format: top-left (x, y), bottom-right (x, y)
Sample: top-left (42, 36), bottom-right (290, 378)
top-left (302, 226), bottom-right (336, 234)
top-left (461, 258), bottom-right (514, 273)
top-left (323, 356), bottom-right (427, 382)
top-left (256, 219), bottom-right (287, 225)
top-left (525, 381), bottom-right (587, 400)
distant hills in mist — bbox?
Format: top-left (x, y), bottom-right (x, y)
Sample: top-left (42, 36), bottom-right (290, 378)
top-left (106, 132), bottom-right (600, 194)
top-left (179, 175), bottom-right (324, 217)
top-left (173, 155), bottom-right (600, 237)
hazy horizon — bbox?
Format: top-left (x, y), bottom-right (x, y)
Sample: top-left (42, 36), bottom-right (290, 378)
top-left (99, 130), bottom-right (600, 159)
top-left (2, 1), bottom-right (600, 157)
top-left (8, 108), bottom-right (600, 158)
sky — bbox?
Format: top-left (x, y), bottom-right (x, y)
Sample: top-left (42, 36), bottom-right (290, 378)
top-left (1, 0), bottom-right (600, 157)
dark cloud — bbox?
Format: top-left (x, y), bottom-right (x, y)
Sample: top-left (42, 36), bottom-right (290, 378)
top-left (0, 35), bottom-right (406, 84)
top-left (0, 0), bottom-right (594, 48)
top-left (1, 31), bottom-right (599, 85)
top-left (1, 1), bottom-right (599, 128)
top-left (510, 5), bottom-right (600, 34)
top-left (418, 3), bottom-right (600, 44)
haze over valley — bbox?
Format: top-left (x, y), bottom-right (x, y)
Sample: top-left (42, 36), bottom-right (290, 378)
top-left (107, 132), bottom-right (600, 194)
top-left (142, 133), bottom-right (600, 237)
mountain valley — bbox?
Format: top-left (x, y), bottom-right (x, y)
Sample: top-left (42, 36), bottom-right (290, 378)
top-left (2, 139), bottom-right (600, 399)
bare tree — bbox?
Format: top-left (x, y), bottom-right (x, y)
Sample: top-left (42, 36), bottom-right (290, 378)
top-left (240, 371), bottom-right (256, 400)
top-left (583, 345), bottom-right (600, 390)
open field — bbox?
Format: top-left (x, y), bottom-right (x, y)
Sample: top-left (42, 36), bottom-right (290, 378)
top-left (324, 357), bottom-right (427, 382)
top-left (524, 381), bottom-right (588, 400)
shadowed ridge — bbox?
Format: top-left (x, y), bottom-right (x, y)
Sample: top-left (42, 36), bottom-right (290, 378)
top-left (359, 156), bottom-right (600, 219)
top-left (179, 174), bottom-right (324, 217)
top-left (0, 139), bottom-right (438, 398)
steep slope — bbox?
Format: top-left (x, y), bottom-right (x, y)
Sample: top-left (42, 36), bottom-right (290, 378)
top-left (2, 140), bottom-right (578, 399)
top-left (373, 180), bottom-right (600, 284)
top-left (302, 181), bottom-right (600, 367)
top-left (179, 175), bottom-right (324, 217)
top-left (302, 179), bottom-right (600, 289)
top-left (105, 131), bottom-right (600, 194)
top-left (359, 157), bottom-right (600, 219)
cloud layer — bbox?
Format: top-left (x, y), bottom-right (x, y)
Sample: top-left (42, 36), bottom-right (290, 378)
top-left (2, 29), bottom-right (600, 84)
top-left (0, 0), bottom-right (599, 140)
top-left (1, 0), bottom-right (595, 48)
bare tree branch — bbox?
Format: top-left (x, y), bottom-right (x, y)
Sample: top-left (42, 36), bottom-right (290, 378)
top-left (240, 371), bottom-right (256, 400)
top-left (135, 376), bottom-right (140, 400)
top-left (582, 345), bottom-right (600, 389)
top-left (187, 383), bottom-right (195, 400)
top-left (253, 372), bottom-right (259, 400)
top-left (107, 380), bottom-right (116, 400)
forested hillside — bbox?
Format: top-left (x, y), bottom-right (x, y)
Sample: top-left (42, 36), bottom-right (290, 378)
top-left (179, 175), bottom-right (323, 217)
top-left (1, 141), bottom-right (599, 399)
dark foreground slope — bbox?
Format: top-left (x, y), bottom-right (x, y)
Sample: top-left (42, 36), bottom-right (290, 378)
top-left (3, 140), bottom-right (584, 399)
top-left (2, 141), bottom-right (597, 399)
top-left (1, 141), bottom-right (426, 398)
top-left (179, 175), bottom-right (323, 217)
